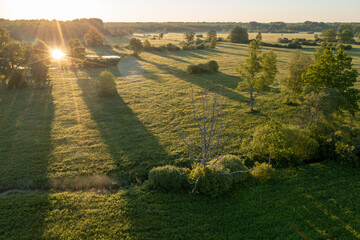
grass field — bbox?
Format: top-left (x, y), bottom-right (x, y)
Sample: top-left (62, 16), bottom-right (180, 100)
top-left (1, 33), bottom-right (360, 239)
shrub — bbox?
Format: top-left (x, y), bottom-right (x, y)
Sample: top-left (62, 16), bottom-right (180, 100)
top-left (7, 70), bottom-right (27, 89)
top-left (97, 70), bottom-right (117, 96)
top-left (187, 60), bottom-right (219, 74)
top-left (189, 164), bottom-right (233, 197)
top-left (196, 43), bottom-right (206, 49)
top-left (288, 42), bottom-right (302, 49)
top-left (207, 60), bottom-right (219, 72)
top-left (174, 157), bottom-right (194, 169)
top-left (166, 43), bottom-right (180, 51)
top-left (250, 162), bottom-right (274, 182)
top-left (148, 165), bottom-right (189, 192)
top-left (83, 57), bottom-right (121, 68)
top-left (218, 155), bottom-right (249, 185)
top-left (181, 44), bottom-right (197, 51)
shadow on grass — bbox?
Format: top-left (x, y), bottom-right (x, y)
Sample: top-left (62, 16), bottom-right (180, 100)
top-left (138, 57), bottom-right (249, 104)
top-left (87, 45), bottom-right (122, 56)
top-left (0, 84), bottom-right (54, 191)
top-left (76, 69), bottom-right (171, 185)
top-left (146, 51), bottom-right (191, 64)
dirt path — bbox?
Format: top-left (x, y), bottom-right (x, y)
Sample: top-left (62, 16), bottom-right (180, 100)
top-left (118, 56), bottom-right (146, 82)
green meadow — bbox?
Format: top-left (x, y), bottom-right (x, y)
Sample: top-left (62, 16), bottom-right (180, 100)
top-left (1, 33), bottom-right (360, 239)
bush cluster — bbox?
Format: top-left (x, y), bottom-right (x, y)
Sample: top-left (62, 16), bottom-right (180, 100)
top-left (148, 165), bottom-right (189, 192)
top-left (148, 155), bottom-right (254, 197)
top-left (83, 57), bottom-right (122, 68)
top-left (97, 70), bottom-right (117, 96)
top-left (187, 60), bottom-right (219, 74)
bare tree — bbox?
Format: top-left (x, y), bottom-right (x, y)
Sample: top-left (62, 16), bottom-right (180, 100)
top-left (180, 89), bottom-right (251, 191)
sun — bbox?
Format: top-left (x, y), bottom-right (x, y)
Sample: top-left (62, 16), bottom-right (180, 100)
top-left (51, 49), bottom-right (65, 60)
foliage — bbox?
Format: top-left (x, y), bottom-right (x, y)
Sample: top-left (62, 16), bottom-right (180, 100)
top-left (303, 48), bottom-right (360, 114)
top-left (189, 164), bottom-right (233, 197)
top-left (7, 69), bottom-right (27, 89)
top-left (338, 30), bottom-right (355, 44)
top-left (256, 32), bottom-right (262, 41)
top-left (67, 39), bottom-right (86, 66)
top-left (84, 27), bottom-right (104, 47)
top-left (210, 37), bottom-right (217, 49)
top-left (280, 50), bottom-right (313, 102)
top-left (322, 29), bottom-right (337, 42)
top-left (0, 41), bottom-right (24, 78)
top-left (129, 38), bottom-right (143, 55)
top-left (206, 29), bottom-right (217, 42)
top-left (237, 40), bottom-right (277, 111)
top-left (229, 26), bottom-right (249, 43)
top-left (187, 60), bottom-right (219, 74)
top-left (142, 39), bottom-right (151, 50)
top-left (0, 26), bottom-right (10, 45)
top-left (166, 43), bottom-right (180, 51)
top-left (250, 162), bottom-right (274, 182)
top-left (97, 70), bottom-right (117, 96)
top-left (148, 165), bottom-right (189, 192)
top-left (250, 121), bottom-right (318, 167)
top-left (30, 59), bottom-right (49, 85)
top-left (184, 32), bottom-right (195, 42)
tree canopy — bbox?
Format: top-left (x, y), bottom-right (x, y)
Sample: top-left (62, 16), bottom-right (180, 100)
top-left (303, 49), bottom-right (360, 114)
top-left (237, 41), bottom-right (277, 111)
top-left (229, 26), bottom-right (249, 43)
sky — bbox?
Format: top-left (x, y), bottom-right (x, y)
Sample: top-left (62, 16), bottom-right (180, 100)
top-left (1, 0), bottom-right (359, 22)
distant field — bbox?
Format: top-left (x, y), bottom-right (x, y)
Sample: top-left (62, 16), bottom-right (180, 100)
top-left (1, 33), bottom-right (360, 239)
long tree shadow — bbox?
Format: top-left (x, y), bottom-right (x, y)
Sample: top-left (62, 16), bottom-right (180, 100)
top-left (77, 70), bottom-right (171, 185)
top-left (147, 51), bottom-right (191, 64)
top-left (87, 45), bottom-right (122, 57)
top-left (138, 58), bottom-right (249, 104)
top-left (0, 84), bottom-right (54, 191)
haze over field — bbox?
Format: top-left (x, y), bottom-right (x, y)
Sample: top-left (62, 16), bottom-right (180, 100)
top-left (1, 0), bottom-right (360, 22)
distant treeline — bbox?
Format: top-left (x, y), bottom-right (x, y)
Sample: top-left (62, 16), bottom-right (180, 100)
top-left (1, 19), bottom-right (360, 43)
top-left (0, 18), bottom-right (107, 43)
top-left (105, 21), bottom-right (360, 34)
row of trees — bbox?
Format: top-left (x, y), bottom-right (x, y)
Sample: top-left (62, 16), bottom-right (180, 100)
top-left (104, 21), bottom-right (360, 34)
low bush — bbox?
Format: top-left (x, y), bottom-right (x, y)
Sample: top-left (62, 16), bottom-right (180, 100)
top-left (181, 44), bottom-right (197, 51)
top-left (83, 57), bottom-right (122, 68)
top-left (187, 60), bottom-right (219, 74)
top-left (190, 164), bottom-right (233, 197)
top-left (218, 155), bottom-right (249, 185)
top-left (288, 42), bottom-right (302, 49)
top-left (207, 60), bottom-right (219, 72)
top-left (250, 162), bottom-right (274, 182)
top-left (196, 43), bottom-right (206, 49)
top-left (174, 157), bottom-right (194, 169)
top-left (97, 70), bottom-right (117, 96)
top-left (166, 43), bottom-right (180, 51)
top-left (148, 165), bottom-right (189, 192)
top-left (7, 70), bottom-right (27, 89)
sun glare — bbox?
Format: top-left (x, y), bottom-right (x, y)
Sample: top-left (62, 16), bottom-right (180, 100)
top-left (51, 49), bottom-right (65, 60)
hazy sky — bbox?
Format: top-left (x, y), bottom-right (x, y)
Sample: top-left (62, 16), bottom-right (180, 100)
top-left (1, 0), bottom-right (359, 22)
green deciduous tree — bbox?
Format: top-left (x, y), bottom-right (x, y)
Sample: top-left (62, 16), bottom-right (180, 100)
top-left (129, 38), bottom-right (143, 56)
top-left (68, 39), bottom-right (86, 66)
top-left (237, 41), bottom-right (277, 111)
top-left (338, 30), bottom-right (355, 44)
top-left (0, 26), bottom-right (10, 45)
top-left (303, 48), bottom-right (360, 114)
top-left (256, 32), bottom-right (262, 41)
top-left (0, 41), bottom-right (24, 78)
top-left (184, 32), bottom-right (195, 42)
top-left (280, 50), bottom-right (313, 103)
top-left (322, 29), bottom-right (337, 42)
top-left (97, 70), bottom-right (117, 96)
top-left (229, 26), bottom-right (249, 43)
top-left (84, 27), bottom-right (104, 47)
top-left (207, 30), bottom-right (217, 41)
